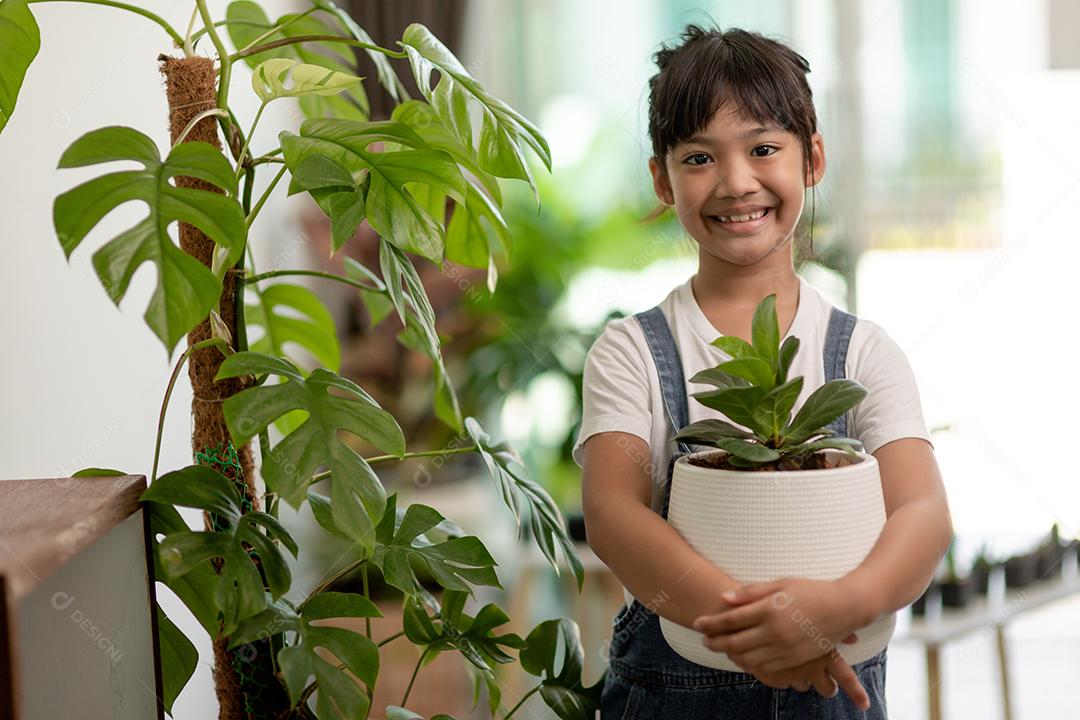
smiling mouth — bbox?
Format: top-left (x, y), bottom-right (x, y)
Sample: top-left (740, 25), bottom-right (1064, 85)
top-left (710, 207), bottom-right (770, 223)
top-left (707, 207), bottom-right (773, 230)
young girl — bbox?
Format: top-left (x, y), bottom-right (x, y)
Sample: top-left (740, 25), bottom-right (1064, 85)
top-left (575, 25), bottom-right (953, 719)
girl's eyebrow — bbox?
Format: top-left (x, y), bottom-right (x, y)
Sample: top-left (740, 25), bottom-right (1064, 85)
top-left (682, 126), bottom-right (777, 145)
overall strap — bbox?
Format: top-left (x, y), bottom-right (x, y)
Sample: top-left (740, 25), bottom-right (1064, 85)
top-left (634, 307), bottom-right (691, 455)
top-left (822, 305), bottom-right (858, 437)
top-left (635, 307), bottom-right (692, 520)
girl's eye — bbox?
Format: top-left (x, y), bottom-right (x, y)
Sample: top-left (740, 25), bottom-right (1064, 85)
top-left (685, 153), bottom-right (711, 166)
top-left (751, 145), bottom-right (778, 157)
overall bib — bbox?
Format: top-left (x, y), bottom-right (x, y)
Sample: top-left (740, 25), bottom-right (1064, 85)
top-left (600, 304), bottom-right (888, 720)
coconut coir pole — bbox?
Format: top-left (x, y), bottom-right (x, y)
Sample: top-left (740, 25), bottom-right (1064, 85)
top-left (159, 54), bottom-right (265, 720)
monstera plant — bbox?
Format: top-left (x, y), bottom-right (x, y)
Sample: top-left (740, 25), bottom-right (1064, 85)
top-left (1, 0), bottom-right (602, 718)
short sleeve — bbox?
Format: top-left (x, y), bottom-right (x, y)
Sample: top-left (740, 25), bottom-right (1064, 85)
top-left (848, 319), bottom-right (934, 455)
top-left (571, 318), bottom-right (653, 468)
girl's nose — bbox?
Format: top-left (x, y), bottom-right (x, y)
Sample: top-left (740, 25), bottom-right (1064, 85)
top-left (711, 159), bottom-right (761, 198)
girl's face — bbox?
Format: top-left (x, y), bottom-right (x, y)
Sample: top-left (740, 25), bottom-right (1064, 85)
top-left (649, 106), bottom-right (825, 269)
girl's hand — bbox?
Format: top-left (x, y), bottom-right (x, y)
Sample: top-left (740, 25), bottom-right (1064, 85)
top-left (692, 578), bottom-right (861, 673)
top-left (730, 645), bottom-right (871, 711)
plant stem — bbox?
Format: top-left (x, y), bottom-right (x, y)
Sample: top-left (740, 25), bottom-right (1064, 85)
top-left (401, 648), bottom-right (428, 707)
top-left (28, 0), bottom-right (183, 46)
top-left (246, 164), bottom-right (288, 228)
top-left (150, 338), bottom-right (226, 483)
top-left (377, 630), bottom-right (405, 647)
top-left (300, 557), bottom-right (367, 613)
top-left (190, 19), bottom-right (266, 46)
top-left (174, 108), bottom-right (229, 146)
top-left (361, 563), bottom-right (372, 639)
top-left (230, 34), bottom-right (407, 62)
top-left (235, 102), bottom-right (267, 179)
top-left (309, 446), bottom-right (475, 484)
top-left (246, 269), bottom-right (382, 292)
top-left (236, 7), bottom-right (317, 54)
top-left (183, 4), bottom-right (199, 57)
top-left (195, 0), bottom-right (233, 137)
top-left (503, 685), bottom-right (541, 719)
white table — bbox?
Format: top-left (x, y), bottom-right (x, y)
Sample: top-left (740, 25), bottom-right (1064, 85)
top-left (896, 548), bottom-right (1080, 720)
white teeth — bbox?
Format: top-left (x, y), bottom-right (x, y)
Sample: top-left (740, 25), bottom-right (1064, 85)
top-left (714, 208), bottom-right (767, 223)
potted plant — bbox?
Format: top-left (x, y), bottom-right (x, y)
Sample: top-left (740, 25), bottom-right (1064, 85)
top-left (1036, 522), bottom-right (1077, 580)
top-left (938, 539), bottom-right (974, 608)
top-left (909, 580), bottom-right (940, 617)
top-left (2, 2), bottom-right (604, 718)
top-left (970, 543), bottom-right (1001, 596)
top-left (1004, 545), bottom-right (1041, 588)
top-left (655, 294), bottom-right (896, 670)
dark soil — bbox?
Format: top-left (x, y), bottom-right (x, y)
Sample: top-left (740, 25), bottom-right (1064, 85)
top-left (687, 451), bottom-right (859, 471)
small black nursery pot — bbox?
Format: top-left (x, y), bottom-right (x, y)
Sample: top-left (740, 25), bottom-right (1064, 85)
top-left (939, 576), bottom-right (974, 608)
top-left (970, 558), bottom-right (1000, 595)
top-left (567, 511), bottom-right (588, 543)
top-left (1004, 550), bottom-right (1041, 588)
top-left (911, 580), bottom-right (941, 617)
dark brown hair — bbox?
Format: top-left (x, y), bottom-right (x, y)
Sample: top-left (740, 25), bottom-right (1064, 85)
top-left (643, 25), bottom-right (820, 258)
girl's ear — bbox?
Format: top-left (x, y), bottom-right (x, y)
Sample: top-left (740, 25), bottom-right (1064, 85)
top-left (804, 132), bottom-right (826, 187)
top-left (649, 156), bottom-right (675, 206)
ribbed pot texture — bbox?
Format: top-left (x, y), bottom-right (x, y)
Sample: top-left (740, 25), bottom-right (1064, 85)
top-left (660, 449), bottom-right (896, 671)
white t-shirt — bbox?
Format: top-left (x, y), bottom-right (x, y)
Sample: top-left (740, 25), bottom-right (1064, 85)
top-left (572, 274), bottom-right (934, 515)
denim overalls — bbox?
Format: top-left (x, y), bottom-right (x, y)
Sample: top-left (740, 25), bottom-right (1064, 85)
top-left (600, 304), bottom-right (888, 720)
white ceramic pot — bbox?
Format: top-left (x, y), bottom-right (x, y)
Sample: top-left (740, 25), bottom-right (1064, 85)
top-left (660, 448), bottom-right (896, 671)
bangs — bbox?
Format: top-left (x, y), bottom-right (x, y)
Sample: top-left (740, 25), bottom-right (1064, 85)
top-left (648, 28), bottom-right (816, 167)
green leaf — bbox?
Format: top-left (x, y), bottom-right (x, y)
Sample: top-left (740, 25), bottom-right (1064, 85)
top-left (710, 335), bottom-right (757, 360)
top-left (251, 58), bottom-right (363, 102)
top-left (397, 305), bottom-right (461, 433)
top-left (378, 239), bottom-right (463, 430)
top-left (156, 606), bottom-right (197, 716)
top-left (708, 437), bottom-right (781, 463)
top-left (465, 417), bottom-right (584, 590)
top-left (674, 418), bottom-right (759, 445)
top-left (519, 619), bottom-right (604, 720)
top-left (280, 120), bottom-right (467, 262)
top-left (71, 467), bottom-right (126, 477)
top-left (445, 177), bottom-right (511, 286)
top-left (142, 464), bottom-right (243, 522)
top-left (688, 366), bottom-right (750, 390)
top-left (751, 293), bottom-right (780, 364)
top-left (147, 504), bottom-right (220, 637)
top-left (785, 436), bottom-right (864, 461)
top-left (401, 592), bottom-right (524, 674)
top-left (399, 23), bottom-right (550, 205)
top-left (690, 386), bottom-right (766, 433)
top-left (752, 376), bottom-right (804, 440)
top-left (244, 592), bottom-right (380, 718)
top-left (775, 335), bottom-right (800, 384)
top-left (312, 0), bottom-right (410, 103)
top-left (372, 495), bottom-right (500, 595)
top-left (784, 379), bottom-right (868, 445)
top-left (386, 708), bottom-right (459, 720)
top-left (216, 352), bottom-right (404, 551)
top-left (0, 0), bottom-right (39, 135)
top-left (391, 99), bottom-right (503, 206)
top-left (54, 127), bottom-right (246, 353)
top-left (246, 282), bottom-right (341, 371)
top-left (142, 466), bottom-right (299, 635)
top-left (717, 357), bottom-right (775, 390)
top-left (751, 293), bottom-right (777, 362)
top-left (226, 2), bottom-right (370, 121)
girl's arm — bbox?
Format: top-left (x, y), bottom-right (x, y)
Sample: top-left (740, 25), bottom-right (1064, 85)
top-left (585, 430), bottom-right (871, 707)
top-left (694, 436), bottom-right (952, 674)
top-left (581, 430), bottom-right (743, 626)
top-left (837, 437), bottom-right (953, 624)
